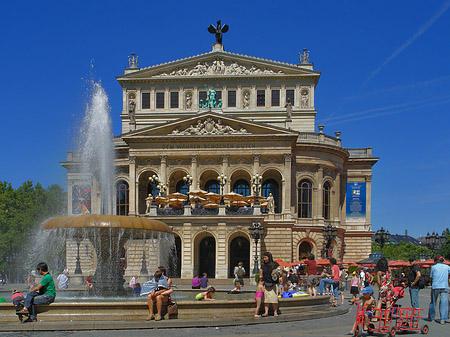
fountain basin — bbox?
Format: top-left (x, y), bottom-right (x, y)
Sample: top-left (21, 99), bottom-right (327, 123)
top-left (0, 296), bottom-right (331, 322)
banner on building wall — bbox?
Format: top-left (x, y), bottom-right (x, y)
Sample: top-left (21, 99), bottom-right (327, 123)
top-left (72, 186), bottom-right (91, 214)
top-left (346, 182), bottom-right (366, 218)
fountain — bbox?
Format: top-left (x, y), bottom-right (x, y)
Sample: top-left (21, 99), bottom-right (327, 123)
top-left (39, 82), bottom-right (174, 296)
top-left (41, 215), bottom-right (172, 297)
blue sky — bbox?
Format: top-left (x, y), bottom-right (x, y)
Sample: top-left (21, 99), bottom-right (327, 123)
top-left (1, 1), bottom-right (449, 238)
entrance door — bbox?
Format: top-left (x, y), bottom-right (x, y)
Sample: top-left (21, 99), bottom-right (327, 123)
top-left (299, 241), bottom-right (312, 260)
top-left (229, 236), bottom-right (250, 278)
top-left (199, 237), bottom-right (216, 278)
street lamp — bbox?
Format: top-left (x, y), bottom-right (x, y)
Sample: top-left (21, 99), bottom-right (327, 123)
top-left (252, 174), bottom-right (262, 205)
top-left (140, 238), bottom-right (148, 275)
top-left (375, 227), bottom-right (390, 255)
top-left (248, 221), bottom-right (264, 275)
top-left (148, 175), bottom-right (160, 206)
top-left (74, 239), bottom-right (82, 274)
top-left (157, 182), bottom-right (168, 197)
top-left (183, 174), bottom-right (193, 203)
top-left (218, 174), bottom-right (227, 205)
top-left (322, 223), bottom-right (338, 258)
top-left (425, 231), bottom-right (446, 254)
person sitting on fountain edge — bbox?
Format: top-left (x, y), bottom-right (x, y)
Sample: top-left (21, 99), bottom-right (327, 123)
top-left (18, 262), bottom-right (56, 322)
top-left (146, 266), bottom-right (174, 321)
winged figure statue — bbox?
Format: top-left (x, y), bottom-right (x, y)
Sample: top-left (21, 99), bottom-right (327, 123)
top-left (208, 20), bottom-right (229, 44)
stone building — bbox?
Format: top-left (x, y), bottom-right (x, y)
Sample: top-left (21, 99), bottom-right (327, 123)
top-left (62, 41), bottom-right (378, 280)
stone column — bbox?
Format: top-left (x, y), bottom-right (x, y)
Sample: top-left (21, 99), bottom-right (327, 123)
top-left (128, 156), bottom-right (136, 216)
top-left (216, 222), bottom-right (227, 278)
top-left (222, 155), bottom-right (229, 193)
top-left (67, 182), bottom-right (73, 215)
top-left (160, 155), bottom-right (167, 185)
top-left (252, 154), bottom-right (260, 176)
top-left (283, 153), bottom-right (292, 214)
top-left (181, 222), bottom-right (193, 279)
top-left (365, 175), bottom-right (372, 225)
top-left (191, 155), bottom-right (198, 189)
top-left (316, 165), bottom-right (324, 220)
top-left (334, 171), bottom-right (341, 222)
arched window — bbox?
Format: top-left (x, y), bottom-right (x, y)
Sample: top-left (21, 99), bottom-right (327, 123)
top-left (323, 181), bottom-right (331, 220)
top-left (205, 179), bottom-right (220, 194)
top-left (116, 181), bottom-right (129, 216)
top-left (262, 179), bottom-right (279, 213)
top-left (299, 241), bottom-right (312, 260)
top-left (176, 180), bottom-right (188, 195)
top-left (233, 179), bottom-right (250, 196)
top-left (298, 179), bottom-right (312, 218)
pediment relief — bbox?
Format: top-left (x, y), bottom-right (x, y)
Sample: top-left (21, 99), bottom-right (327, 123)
top-left (170, 118), bottom-right (249, 136)
top-left (157, 59), bottom-right (284, 77)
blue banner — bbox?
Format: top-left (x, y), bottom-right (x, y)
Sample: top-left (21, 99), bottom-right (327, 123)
top-left (346, 182), bottom-right (366, 218)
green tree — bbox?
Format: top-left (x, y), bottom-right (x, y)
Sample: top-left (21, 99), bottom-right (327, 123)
top-left (0, 181), bottom-right (66, 281)
top-left (372, 241), bottom-right (433, 261)
top-left (437, 228), bottom-right (450, 259)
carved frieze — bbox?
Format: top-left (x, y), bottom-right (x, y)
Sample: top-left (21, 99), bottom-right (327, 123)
top-left (199, 157), bottom-right (221, 166)
top-left (167, 158), bottom-right (190, 167)
top-left (229, 157), bottom-right (252, 166)
top-left (170, 118), bottom-right (249, 136)
top-left (157, 59), bottom-right (284, 77)
top-left (261, 157), bottom-right (283, 165)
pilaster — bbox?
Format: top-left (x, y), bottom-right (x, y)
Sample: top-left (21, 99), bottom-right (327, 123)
top-left (128, 156), bottom-right (136, 216)
top-left (181, 222), bottom-right (193, 279)
top-left (216, 222), bottom-right (227, 278)
top-left (283, 153), bottom-right (292, 214)
top-left (191, 155), bottom-right (198, 189)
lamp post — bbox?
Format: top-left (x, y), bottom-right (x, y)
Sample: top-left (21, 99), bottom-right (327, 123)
top-left (375, 227), bottom-right (390, 255)
top-left (252, 174), bottom-right (262, 205)
top-left (218, 174), bottom-right (227, 205)
top-left (148, 175), bottom-right (161, 205)
top-left (140, 238), bottom-right (148, 275)
top-left (322, 223), bottom-right (338, 258)
top-left (425, 231), bottom-right (446, 254)
top-left (183, 174), bottom-right (193, 203)
top-left (248, 221), bottom-right (264, 275)
top-left (74, 239), bottom-right (82, 275)
top-left (157, 182), bottom-right (168, 197)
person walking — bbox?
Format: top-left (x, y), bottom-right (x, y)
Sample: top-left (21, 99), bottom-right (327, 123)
top-left (233, 261), bottom-right (246, 288)
top-left (408, 257), bottom-right (421, 308)
top-left (303, 254), bottom-right (319, 296)
top-left (427, 255), bottom-right (450, 324)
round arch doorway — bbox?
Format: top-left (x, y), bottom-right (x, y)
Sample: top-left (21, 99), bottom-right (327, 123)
top-left (199, 236), bottom-right (216, 278)
top-left (299, 241), bottom-right (312, 260)
top-left (228, 236), bottom-right (250, 278)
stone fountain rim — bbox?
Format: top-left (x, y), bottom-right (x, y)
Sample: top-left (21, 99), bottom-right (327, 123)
top-left (41, 215), bottom-right (172, 233)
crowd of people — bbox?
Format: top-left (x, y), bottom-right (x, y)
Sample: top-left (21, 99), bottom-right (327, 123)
top-left (5, 253), bottom-right (449, 324)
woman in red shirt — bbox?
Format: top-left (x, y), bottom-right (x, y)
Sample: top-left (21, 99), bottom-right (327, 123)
top-left (317, 257), bottom-right (340, 306)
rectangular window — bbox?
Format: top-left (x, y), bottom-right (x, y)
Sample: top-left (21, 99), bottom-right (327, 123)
top-left (215, 90), bottom-right (222, 102)
top-left (142, 93), bottom-right (150, 109)
top-left (257, 90), bottom-right (265, 107)
top-left (286, 89), bottom-right (295, 105)
top-left (228, 90), bottom-right (236, 107)
top-left (156, 92), bottom-right (164, 109)
top-left (271, 89), bottom-right (280, 106)
top-left (170, 92), bottom-right (179, 109)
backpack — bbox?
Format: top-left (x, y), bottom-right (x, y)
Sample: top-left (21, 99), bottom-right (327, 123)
top-left (271, 268), bottom-right (280, 283)
top-left (236, 267), bottom-right (244, 279)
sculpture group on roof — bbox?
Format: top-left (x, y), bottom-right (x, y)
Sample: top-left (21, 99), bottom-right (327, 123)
top-left (170, 118), bottom-right (249, 135)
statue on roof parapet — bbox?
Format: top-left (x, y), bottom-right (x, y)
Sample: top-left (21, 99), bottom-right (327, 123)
top-left (128, 53), bottom-right (139, 68)
top-left (208, 20), bottom-right (229, 44)
top-left (299, 48), bottom-right (310, 64)
top-left (199, 85), bottom-right (222, 109)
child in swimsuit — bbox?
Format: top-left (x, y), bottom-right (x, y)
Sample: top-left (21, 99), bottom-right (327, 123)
top-left (350, 286), bottom-right (376, 334)
top-left (254, 277), bottom-right (264, 317)
top-left (195, 286), bottom-right (216, 301)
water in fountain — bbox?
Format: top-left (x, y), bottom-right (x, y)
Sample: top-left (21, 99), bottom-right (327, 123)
top-left (77, 81), bottom-right (114, 215)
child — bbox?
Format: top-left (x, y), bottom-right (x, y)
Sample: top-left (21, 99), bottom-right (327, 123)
top-left (254, 278), bottom-right (264, 317)
top-left (195, 286), bottom-right (216, 301)
top-left (12, 290), bottom-right (25, 308)
top-left (350, 271), bottom-right (360, 301)
top-left (350, 287), bottom-right (376, 334)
